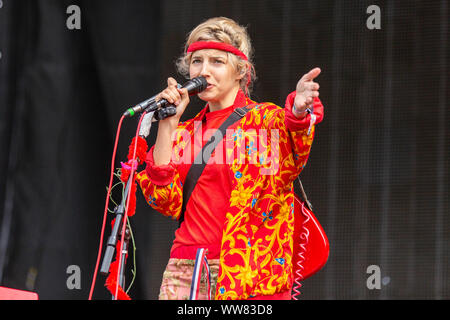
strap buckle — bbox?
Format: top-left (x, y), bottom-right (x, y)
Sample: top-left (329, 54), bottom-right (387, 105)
top-left (234, 107), bottom-right (248, 118)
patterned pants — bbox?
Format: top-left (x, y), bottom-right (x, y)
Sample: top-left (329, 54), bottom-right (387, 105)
top-left (158, 258), bottom-right (220, 300)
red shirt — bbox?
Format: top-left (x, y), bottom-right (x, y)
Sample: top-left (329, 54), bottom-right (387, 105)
top-left (170, 90), bottom-right (249, 259)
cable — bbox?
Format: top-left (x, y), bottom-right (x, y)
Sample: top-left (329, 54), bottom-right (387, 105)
top-left (113, 112), bottom-right (146, 299)
top-left (291, 198), bottom-right (310, 300)
top-left (88, 115), bottom-right (125, 300)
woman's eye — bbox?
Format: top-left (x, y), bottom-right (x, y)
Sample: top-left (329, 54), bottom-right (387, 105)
top-left (192, 59), bottom-right (201, 64)
top-left (214, 59), bottom-right (224, 64)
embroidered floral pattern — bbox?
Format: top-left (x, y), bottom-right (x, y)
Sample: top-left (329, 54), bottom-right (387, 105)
top-left (136, 98), bottom-right (322, 300)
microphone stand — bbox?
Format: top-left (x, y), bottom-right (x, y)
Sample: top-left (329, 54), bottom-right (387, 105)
top-left (100, 172), bottom-right (133, 298)
top-left (118, 224), bottom-right (131, 291)
top-left (99, 105), bottom-right (176, 299)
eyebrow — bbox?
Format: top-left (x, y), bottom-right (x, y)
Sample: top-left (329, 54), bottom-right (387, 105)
top-left (191, 55), bottom-right (227, 60)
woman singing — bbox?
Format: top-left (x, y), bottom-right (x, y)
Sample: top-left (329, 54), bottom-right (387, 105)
top-left (135, 17), bottom-right (324, 300)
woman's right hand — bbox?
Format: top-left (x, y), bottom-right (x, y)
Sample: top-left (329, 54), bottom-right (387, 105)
top-left (156, 77), bottom-right (190, 128)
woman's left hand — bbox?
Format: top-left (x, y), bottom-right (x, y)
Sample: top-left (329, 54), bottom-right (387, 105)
top-left (293, 67), bottom-right (321, 117)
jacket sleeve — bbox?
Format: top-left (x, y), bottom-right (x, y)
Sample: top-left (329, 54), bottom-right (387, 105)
top-left (259, 92), bottom-right (324, 180)
top-left (284, 91), bottom-right (324, 177)
top-left (135, 144), bottom-right (183, 220)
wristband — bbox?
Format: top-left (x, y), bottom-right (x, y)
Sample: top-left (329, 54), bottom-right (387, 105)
top-left (292, 102), bottom-right (312, 117)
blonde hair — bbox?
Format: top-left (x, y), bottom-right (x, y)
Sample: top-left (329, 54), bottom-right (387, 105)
top-left (176, 17), bottom-right (256, 96)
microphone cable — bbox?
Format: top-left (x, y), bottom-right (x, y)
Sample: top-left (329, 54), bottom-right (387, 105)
top-left (88, 112), bottom-right (146, 300)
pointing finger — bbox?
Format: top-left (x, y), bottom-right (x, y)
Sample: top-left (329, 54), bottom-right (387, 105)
top-left (301, 67), bottom-right (321, 81)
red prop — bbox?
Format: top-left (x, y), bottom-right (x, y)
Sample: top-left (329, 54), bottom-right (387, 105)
top-left (104, 227), bottom-right (131, 300)
top-left (291, 193), bottom-right (329, 299)
top-left (0, 286), bottom-right (38, 300)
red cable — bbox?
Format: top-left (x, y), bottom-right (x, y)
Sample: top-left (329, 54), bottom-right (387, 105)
top-left (113, 112), bottom-right (146, 299)
top-left (88, 115), bottom-right (125, 300)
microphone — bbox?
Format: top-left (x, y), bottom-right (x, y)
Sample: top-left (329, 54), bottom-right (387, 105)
top-left (123, 95), bottom-right (157, 118)
top-left (123, 76), bottom-right (207, 117)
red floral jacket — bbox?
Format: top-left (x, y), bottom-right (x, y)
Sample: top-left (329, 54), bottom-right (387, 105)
top-left (135, 92), bottom-right (324, 299)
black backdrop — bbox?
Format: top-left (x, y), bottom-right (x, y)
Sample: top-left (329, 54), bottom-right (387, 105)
top-left (0, 0), bottom-right (448, 300)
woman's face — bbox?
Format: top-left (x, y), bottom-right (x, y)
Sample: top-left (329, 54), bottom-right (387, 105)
top-left (189, 49), bottom-right (243, 106)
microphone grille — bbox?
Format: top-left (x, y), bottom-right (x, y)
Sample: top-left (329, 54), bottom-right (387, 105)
top-left (184, 76), bottom-right (208, 95)
top-left (196, 76), bottom-right (208, 92)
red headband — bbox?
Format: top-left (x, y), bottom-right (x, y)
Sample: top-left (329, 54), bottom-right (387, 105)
top-left (187, 41), bottom-right (248, 61)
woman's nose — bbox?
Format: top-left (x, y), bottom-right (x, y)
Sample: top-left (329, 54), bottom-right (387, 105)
top-left (200, 62), bottom-right (211, 77)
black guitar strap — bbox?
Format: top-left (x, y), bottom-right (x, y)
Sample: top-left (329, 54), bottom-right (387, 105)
top-left (178, 105), bottom-right (253, 225)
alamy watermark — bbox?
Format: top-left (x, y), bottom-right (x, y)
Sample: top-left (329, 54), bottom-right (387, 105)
top-left (66, 265), bottom-right (81, 290)
top-left (366, 5), bottom-right (381, 30)
top-left (66, 5), bottom-right (81, 30)
top-left (170, 124), bottom-right (281, 176)
top-left (366, 265), bottom-right (390, 290)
